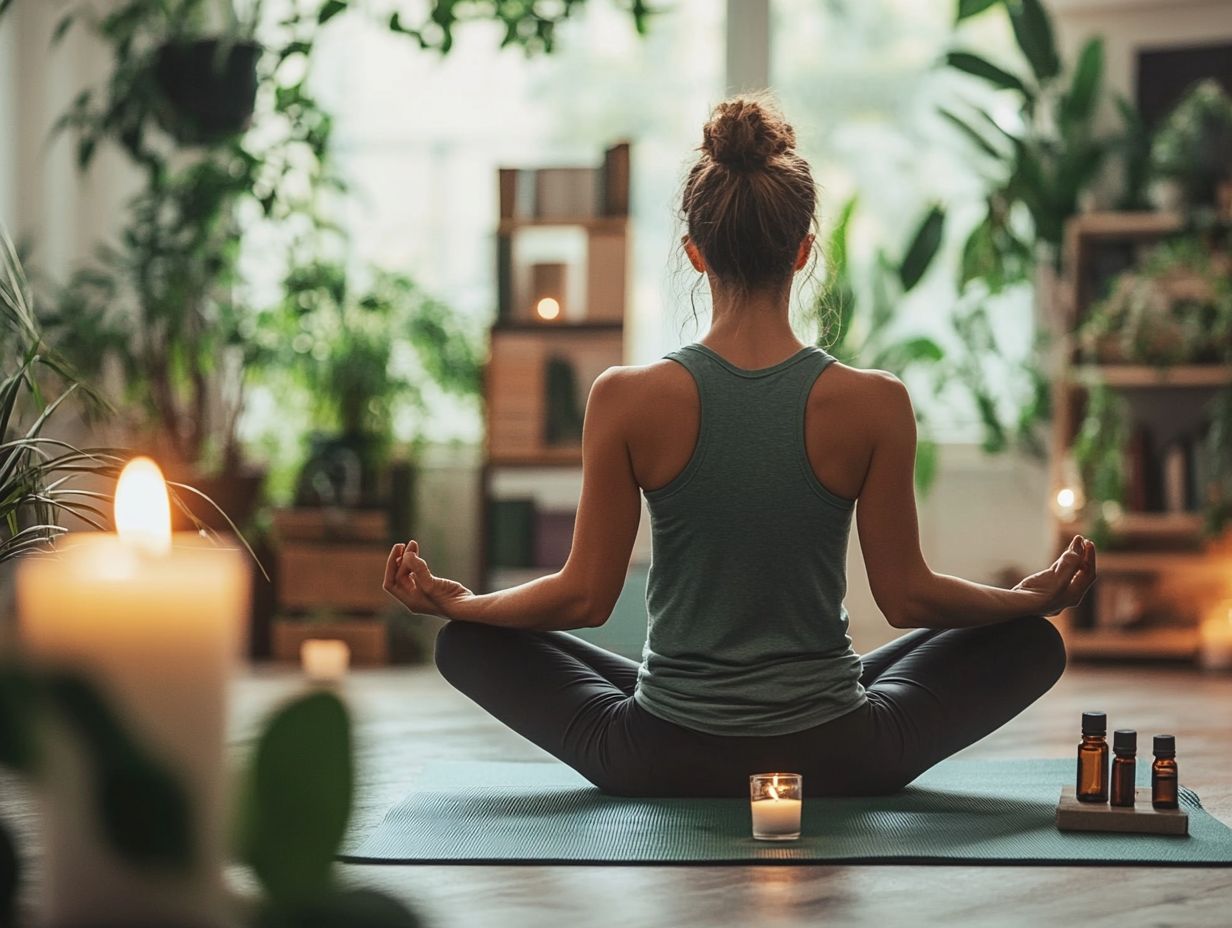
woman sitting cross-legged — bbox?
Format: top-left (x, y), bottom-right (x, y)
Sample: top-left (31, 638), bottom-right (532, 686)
top-left (382, 94), bottom-right (1096, 799)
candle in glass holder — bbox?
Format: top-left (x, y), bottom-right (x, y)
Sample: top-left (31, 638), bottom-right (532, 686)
top-left (16, 457), bottom-right (249, 927)
top-left (302, 638), bottom-right (350, 683)
top-left (749, 772), bottom-right (803, 841)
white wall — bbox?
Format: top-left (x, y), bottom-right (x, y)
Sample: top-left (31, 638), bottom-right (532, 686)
top-left (1051, 0), bottom-right (1232, 131)
top-left (0, 1), bottom-right (140, 273)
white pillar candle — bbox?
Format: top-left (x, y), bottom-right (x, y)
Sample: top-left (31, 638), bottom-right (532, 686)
top-left (301, 638), bottom-right (350, 683)
top-left (16, 458), bottom-right (249, 927)
top-left (751, 797), bottom-right (803, 838)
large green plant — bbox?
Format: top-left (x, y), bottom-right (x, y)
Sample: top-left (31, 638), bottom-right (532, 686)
top-left (937, 0), bottom-right (1134, 455)
top-left (817, 198), bottom-right (946, 491)
top-left (944, 0), bottom-right (1111, 286)
top-left (253, 259), bottom-right (482, 449)
top-left (34, 0), bottom-right (334, 476)
top-left (1151, 79), bottom-right (1232, 212)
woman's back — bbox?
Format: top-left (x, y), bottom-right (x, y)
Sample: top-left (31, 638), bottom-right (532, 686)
top-left (630, 342), bottom-right (867, 736)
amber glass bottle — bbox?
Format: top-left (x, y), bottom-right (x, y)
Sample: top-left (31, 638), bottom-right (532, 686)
top-left (1076, 711), bottom-right (1110, 803)
top-left (1110, 729), bottom-right (1137, 807)
top-left (1152, 734), bottom-right (1179, 810)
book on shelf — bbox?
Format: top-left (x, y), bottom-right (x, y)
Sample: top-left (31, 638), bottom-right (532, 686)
top-left (1161, 440), bottom-right (1189, 514)
top-left (515, 169), bottom-right (537, 220)
top-left (487, 498), bottom-right (537, 568)
top-left (585, 230), bottom-right (627, 321)
top-left (601, 142), bottom-right (630, 216)
top-left (1126, 427), bottom-right (1151, 512)
top-left (496, 233), bottom-right (514, 320)
top-left (498, 168), bottom-right (518, 221)
top-left (533, 509), bottom-right (576, 569)
top-left (536, 167), bottom-right (599, 220)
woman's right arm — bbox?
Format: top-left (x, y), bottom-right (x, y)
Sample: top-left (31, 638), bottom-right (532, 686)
top-left (855, 373), bottom-right (1096, 630)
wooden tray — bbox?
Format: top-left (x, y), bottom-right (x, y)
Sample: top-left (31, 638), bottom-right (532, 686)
top-left (1056, 786), bottom-right (1188, 836)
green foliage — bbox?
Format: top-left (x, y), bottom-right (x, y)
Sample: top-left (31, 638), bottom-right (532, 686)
top-left (0, 668), bottom-right (194, 875)
top-left (1005, 0), bottom-right (1058, 83)
top-left (818, 200), bottom-right (947, 492)
top-left (239, 691), bottom-right (353, 903)
top-left (956, 0), bottom-right (999, 23)
top-left (45, 672), bottom-right (195, 871)
top-left (0, 665), bottom-right (40, 773)
top-left (898, 205), bottom-right (946, 291)
top-left (1071, 385), bottom-right (1130, 547)
top-left (1205, 387), bottom-right (1232, 534)
top-left (940, 1), bottom-right (1129, 454)
top-left (0, 821), bottom-right (16, 926)
top-left (251, 260), bottom-right (483, 463)
top-left (1076, 236), bottom-right (1232, 367)
top-left (1151, 80), bottom-right (1232, 209)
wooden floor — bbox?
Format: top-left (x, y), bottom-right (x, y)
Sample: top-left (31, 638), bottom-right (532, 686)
top-left (7, 661), bottom-right (1232, 926)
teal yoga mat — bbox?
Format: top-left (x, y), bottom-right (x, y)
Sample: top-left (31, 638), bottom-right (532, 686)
top-left (341, 758), bottom-right (1232, 866)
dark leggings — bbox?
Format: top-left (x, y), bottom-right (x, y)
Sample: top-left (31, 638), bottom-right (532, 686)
top-left (434, 615), bottom-right (1066, 798)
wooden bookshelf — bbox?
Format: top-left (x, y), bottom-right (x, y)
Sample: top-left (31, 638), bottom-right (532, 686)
top-left (1072, 365), bottom-right (1232, 388)
top-left (481, 143), bottom-right (632, 591)
top-left (1052, 211), bottom-right (1231, 662)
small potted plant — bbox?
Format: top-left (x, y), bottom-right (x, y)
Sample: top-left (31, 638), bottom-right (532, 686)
top-left (1151, 80), bottom-right (1232, 215)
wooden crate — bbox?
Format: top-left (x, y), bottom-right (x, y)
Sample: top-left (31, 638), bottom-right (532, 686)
top-left (271, 507), bottom-right (388, 543)
top-left (276, 542), bottom-right (391, 612)
top-left (271, 618), bottom-right (388, 666)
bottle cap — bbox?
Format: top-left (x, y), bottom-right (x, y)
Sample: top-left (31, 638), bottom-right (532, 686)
top-left (1113, 729), bottom-right (1136, 752)
top-left (1153, 734), bottom-right (1176, 756)
top-left (1081, 711), bottom-right (1106, 735)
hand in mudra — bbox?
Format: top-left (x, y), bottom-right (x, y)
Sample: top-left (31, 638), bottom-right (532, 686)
top-left (1013, 534), bottom-right (1097, 616)
top-left (382, 540), bottom-right (473, 619)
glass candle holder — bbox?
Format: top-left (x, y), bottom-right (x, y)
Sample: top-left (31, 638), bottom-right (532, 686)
top-left (749, 772), bottom-right (803, 841)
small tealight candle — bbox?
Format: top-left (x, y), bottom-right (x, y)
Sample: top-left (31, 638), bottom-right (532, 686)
top-left (749, 772), bottom-right (803, 841)
top-left (301, 638), bottom-right (350, 683)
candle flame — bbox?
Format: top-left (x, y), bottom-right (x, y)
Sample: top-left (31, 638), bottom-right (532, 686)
top-left (114, 457), bottom-right (172, 556)
top-left (768, 774), bottom-right (780, 801)
top-left (536, 297), bottom-right (560, 320)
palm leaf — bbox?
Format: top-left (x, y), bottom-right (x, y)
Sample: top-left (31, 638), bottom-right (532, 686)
top-left (945, 51), bottom-right (1029, 96)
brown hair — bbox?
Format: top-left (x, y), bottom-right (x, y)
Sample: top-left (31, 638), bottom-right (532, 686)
top-left (680, 94), bottom-right (818, 295)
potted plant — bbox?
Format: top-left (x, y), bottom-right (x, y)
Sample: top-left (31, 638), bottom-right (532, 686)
top-left (35, 0), bottom-right (337, 532)
top-left (1151, 80), bottom-right (1232, 215)
top-left (255, 258), bottom-right (482, 512)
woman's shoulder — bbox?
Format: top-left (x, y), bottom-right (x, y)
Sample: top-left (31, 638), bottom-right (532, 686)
top-left (587, 360), bottom-right (696, 416)
top-left (808, 362), bottom-right (916, 452)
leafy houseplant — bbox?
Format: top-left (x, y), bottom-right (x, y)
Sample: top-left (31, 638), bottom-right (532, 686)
top-left (1151, 80), bottom-right (1232, 214)
top-left (251, 260), bottom-right (483, 507)
top-left (1070, 384), bottom-right (1130, 548)
top-left (817, 198), bottom-right (947, 491)
top-left (945, 0), bottom-right (1111, 282)
top-left (939, 0), bottom-right (1137, 456)
top-left (1077, 237), bottom-right (1232, 367)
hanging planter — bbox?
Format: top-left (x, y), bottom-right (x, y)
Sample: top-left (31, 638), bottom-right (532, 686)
top-left (152, 38), bottom-right (262, 144)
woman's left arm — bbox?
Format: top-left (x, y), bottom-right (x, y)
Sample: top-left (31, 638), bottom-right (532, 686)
top-left (382, 368), bottom-right (642, 631)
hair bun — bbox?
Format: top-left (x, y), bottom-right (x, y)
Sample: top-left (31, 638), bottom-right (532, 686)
top-left (701, 96), bottom-right (795, 171)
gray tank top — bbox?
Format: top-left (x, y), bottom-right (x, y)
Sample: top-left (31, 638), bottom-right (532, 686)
top-left (633, 342), bottom-right (867, 736)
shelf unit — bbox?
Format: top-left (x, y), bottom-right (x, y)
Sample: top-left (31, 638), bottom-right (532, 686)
top-left (1052, 211), bottom-right (1231, 661)
top-left (480, 143), bottom-right (632, 592)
